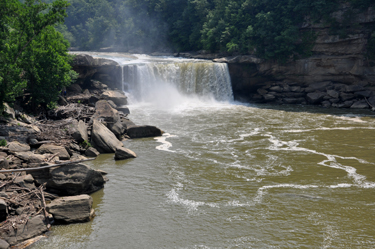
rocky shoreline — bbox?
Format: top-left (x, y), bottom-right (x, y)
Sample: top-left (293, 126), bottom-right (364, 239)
top-left (0, 55), bottom-right (163, 248)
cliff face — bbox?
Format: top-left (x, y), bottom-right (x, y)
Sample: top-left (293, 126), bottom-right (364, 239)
top-left (215, 5), bottom-right (375, 108)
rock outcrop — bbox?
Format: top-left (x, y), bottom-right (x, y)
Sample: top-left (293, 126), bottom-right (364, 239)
top-left (91, 120), bottom-right (123, 153)
top-left (115, 147), bottom-right (137, 160)
top-left (47, 163), bottom-right (105, 195)
top-left (127, 125), bottom-right (163, 139)
top-left (35, 144), bottom-right (70, 160)
top-left (46, 195), bottom-right (94, 223)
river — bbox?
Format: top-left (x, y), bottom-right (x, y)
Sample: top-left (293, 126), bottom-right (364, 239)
top-left (35, 53), bottom-right (375, 248)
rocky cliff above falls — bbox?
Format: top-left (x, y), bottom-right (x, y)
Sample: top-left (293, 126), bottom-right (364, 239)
top-left (213, 5), bottom-right (375, 108)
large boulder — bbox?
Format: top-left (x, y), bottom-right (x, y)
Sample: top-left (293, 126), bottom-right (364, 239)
top-left (7, 141), bottom-right (30, 152)
top-left (0, 215), bottom-right (48, 246)
top-left (35, 144), bottom-right (70, 160)
top-left (115, 147), bottom-right (137, 160)
top-left (85, 147), bottom-right (100, 157)
top-left (306, 92), bottom-right (326, 104)
top-left (14, 152), bottom-right (44, 164)
top-left (46, 195), bottom-right (94, 224)
top-left (72, 120), bottom-right (89, 143)
top-left (116, 106), bottom-right (130, 114)
top-left (101, 90), bottom-right (128, 106)
top-left (2, 103), bottom-right (15, 119)
top-left (47, 163), bottom-right (105, 195)
top-left (94, 100), bottom-right (120, 125)
top-left (14, 174), bottom-right (36, 190)
top-left (127, 125), bottom-right (163, 138)
top-left (91, 120), bottom-right (123, 153)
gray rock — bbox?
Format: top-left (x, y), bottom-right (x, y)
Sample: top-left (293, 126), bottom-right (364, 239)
top-left (351, 100), bottom-right (369, 109)
top-left (91, 120), bottom-right (123, 153)
top-left (340, 92), bottom-right (355, 101)
top-left (257, 88), bottom-right (268, 95)
top-left (269, 86), bottom-right (283, 93)
top-left (368, 96), bottom-right (375, 107)
top-left (14, 174), bottom-right (36, 190)
top-left (107, 100), bottom-right (117, 109)
top-left (321, 100), bottom-right (331, 108)
top-left (94, 100), bottom-right (120, 125)
top-left (90, 80), bottom-right (108, 89)
top-left (283, 98), bottom-right (299, 104)
top-left (121, 119), bottom-right (136, 129)
top-left (0, 157), bottom-right (9, 170)
top-left (127, 125), bottom-right (163, 139)
top-left (327, 90), bottom-right (339, 99)
top-left (343, 101), bottom-right (354, 108)
top-left (115, 147), bottom-right (137, 160)
top-left (7, 141), bottom-right (30, 152)
top-left (101, 90), bottom-right (128, 106)
top-left (0, 238), bottom-right (9, 249)
top-left (305, 82), bottom-right (332, 92)
top-left (355, 90), bottom-right (372, 98)
top-left (36, 144), bottom-right (70, 160)
top-left (111, 121), bottom-right (125, 138)
top-left (117, 106), bottom-right (130, 114)
top-left (345, 85), bottom-right (364, 92)
top-left (72, 120), bottom-right (89, 143)
top-left (85, 147), bottom-right (100, 157)
top-left (47, 195), bottom-right (94, 223)
top-left (47, 163), bottom-right (105, 195)
top-left (14, 152), bottom-right (44, 163)
top-left (290, 86), bottom-right (302, 92)
top-left (0, 215), bottom-right (48, 246)
top-left (263, 94), bottom-right (276, 101)
top-left (306, 92), bottom-right (326, 104)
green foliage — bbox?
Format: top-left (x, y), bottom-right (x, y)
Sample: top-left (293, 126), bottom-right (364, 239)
top-left (0, 139), bottom-right (7, 147)
top-left (0, 0), bottom-right (73, 110)
top-left (80, 140), bottom-right (92, 149)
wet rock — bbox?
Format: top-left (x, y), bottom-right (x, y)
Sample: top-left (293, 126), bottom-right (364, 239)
top-left (91, 120), bottom-right (123, 153)
top-left (116, 106), bottom-right (130, 114)
top-left (126, 125), bottom-right (163, 139)
top-left (351, 100), bottom-right (369, 109)
top-left (306, 92), bottom-right (326, 104)
top-left (14, 152), bottom-right (44, 164)
top-left (0, 215), bottom-right (48, 246)
top-left (46, 195), bottom-right (94, 224)
top-left (368, 96), bottom-right (375, 107)
top-left (121, 119), bottom-right (136, 129)
top-left (355, 90), bottom-right (372, 98)
top-left (35, 144), bottom-right (70, 160)
top-left (47, 163), bottom-right (105, 195)
top-left (85, 147), bottom-right (100, 157)
top-left (114, 147), bottom-right (137, 160)
top-left (0, 199), bottom-right (7, 222)
top-left (7, 141), bottom-right (30, 153)
top-left (0, 238), bottom-right (9, 249)
top-left (321, 100), bottom-right (332, 108)
top-left (101, 90), bottom-right (127, 106)
top-left (283, 98), bottom-right (299, 104)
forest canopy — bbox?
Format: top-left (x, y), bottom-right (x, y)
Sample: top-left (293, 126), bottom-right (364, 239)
top-left (0, 0), bottom-right (76, 110)
top-left (61, 0), bottom-right (375, 60)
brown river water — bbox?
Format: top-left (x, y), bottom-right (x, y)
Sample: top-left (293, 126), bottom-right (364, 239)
top-left (34, 54), bottom-right (375, 248)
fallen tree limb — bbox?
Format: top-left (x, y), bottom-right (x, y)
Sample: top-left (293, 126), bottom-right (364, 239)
top-left (0, 158), bottom-right (95, 173)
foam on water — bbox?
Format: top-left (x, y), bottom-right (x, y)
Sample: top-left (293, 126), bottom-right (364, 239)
top-left (154, 133), bottom-right (177, 152)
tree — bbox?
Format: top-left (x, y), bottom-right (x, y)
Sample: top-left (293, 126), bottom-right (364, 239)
top-left (0, 0), bottom-right (73, 110)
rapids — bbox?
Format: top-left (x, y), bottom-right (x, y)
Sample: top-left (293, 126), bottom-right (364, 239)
top-left (35, 53), bottom-right (375, 248)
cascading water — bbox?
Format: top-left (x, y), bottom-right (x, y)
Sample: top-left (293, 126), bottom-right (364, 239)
top-left (120, 58), bottom-right (233, 105)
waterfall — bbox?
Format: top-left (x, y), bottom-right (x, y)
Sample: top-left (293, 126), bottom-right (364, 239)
top-left (122, 61), bottom-right (233, 104)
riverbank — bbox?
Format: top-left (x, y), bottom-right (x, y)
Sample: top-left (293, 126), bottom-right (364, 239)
top-left (0, 55), bottom-right (163, 248)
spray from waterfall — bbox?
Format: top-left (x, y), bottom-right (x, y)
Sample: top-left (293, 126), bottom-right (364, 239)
top-left (121, 61), bottom-right (233, 107)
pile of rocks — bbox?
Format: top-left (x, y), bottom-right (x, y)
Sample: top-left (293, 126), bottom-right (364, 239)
top-left (252, 81), bottom-right (375, 110)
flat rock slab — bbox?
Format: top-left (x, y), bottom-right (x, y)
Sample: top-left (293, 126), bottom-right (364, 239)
top-left (91, 120), bottom-right (123, 153)
top-left (7, 141), bottom-right (30, 152)
top-left (35, 144), bottom-right (70, 160)
top-left (0, 215), bottom-right (48, 246)
top-left (47, 194), bottom-right (94, 223)
top-left (127, 125), bottom-right (163, 138)
top-left (14, 152), bottom-right (45, 163)
top-left (101, 90), bottom-right (128, 106)
top-left (115, 147), bottom-right (137, 160)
